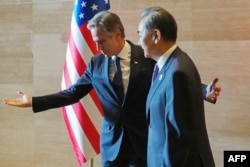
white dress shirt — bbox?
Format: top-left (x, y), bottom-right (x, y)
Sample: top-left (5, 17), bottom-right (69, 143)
top-left (109, 41), bottom-right (131, 94)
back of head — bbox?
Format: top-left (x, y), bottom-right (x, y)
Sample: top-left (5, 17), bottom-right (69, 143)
top-left (140, 7), bottom-right (177, 42)
top-left (87, 11), bottom-right (125, 38)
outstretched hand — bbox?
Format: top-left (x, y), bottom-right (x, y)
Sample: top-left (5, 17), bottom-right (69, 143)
top-left (206, 78), bottom-right (221, 103)
top-left (3, 91), bottom-right (32, 107)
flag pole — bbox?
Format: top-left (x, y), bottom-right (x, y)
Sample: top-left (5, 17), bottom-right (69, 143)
top-left (90, 158), bottom-right (94, 167)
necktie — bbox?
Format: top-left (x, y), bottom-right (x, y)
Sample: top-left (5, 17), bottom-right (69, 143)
top-left (112, 56), bottom-right (124, 101)
top-left (152, 64), bottom-right (159, 83)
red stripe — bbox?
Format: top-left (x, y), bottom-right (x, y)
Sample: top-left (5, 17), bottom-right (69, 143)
top-left (62, 62), bottom-right (72, 88)
top-left (72, 102), bottom-right (100, 153)
top-left (62, 106), bottom-right (87, 165)
top-left (64, 57), bottom-right (103, 116)
top-left (63, 62), bottom-right (100, 153)
top-left (79, 23), bottom-right (100, 55)
top-left (68, 25), bottom-right (104, 116)
top-left (78, 23), bottom-right (104, 116)
top-left (68, 31), bottom-right (86, 76)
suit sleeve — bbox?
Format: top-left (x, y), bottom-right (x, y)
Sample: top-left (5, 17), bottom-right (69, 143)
top-left (32, 59), bottom-right (94, 113)
top-left (202, 84), bottom-right (207, 100)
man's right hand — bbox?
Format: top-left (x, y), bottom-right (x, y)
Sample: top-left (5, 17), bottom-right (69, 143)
top-left (3, 91), bottom-right (32, 107)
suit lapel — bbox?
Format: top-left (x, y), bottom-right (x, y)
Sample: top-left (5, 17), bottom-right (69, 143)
top-left (103, 56), bottom-right (122, 103)
top-left (125, 42), bottom-right (142, 101)
top-left (146, 50), bottom-right (177, 117)
top-left (104, 56), bottom-right (111, 84)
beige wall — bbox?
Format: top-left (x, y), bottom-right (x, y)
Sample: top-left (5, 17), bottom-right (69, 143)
top-left (0, 0), bottom-right (249, 166)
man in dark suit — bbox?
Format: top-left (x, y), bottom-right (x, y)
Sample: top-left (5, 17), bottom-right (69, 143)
top-left (138, 7), bottom-right (216, 167)
top-left (4, 11), bottom-right (220, 167)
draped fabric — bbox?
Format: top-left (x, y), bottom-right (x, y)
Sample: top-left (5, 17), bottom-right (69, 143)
top-left (61, 0), bottom-right (110, 165)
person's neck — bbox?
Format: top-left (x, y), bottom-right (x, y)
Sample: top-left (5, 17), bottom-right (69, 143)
top-left (115, 39), bottom-right (126, 55)
top-left (152, 42), bottom-right (176, 62)
top-left (159, 42), bottom-right (175, 55)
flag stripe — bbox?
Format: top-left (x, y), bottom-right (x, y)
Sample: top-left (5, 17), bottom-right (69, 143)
top-left (78, 95), bottom-right (103, 134)
top-left (79, 23), bottom-right (100, 55)
top-left (63, 60), bottom-right (100, 153)
top-left (61, 75), bottom-right (96, 159)
top-left (62, 106), bottom-right (87, 164)
top-left (68, 31), bottom-right (86, 76)
top-left (71, 102), bottom-right (100, 153)
top-left (71, 16), bottom-right (93, 65)
top-left (62, 59), bottom-right (74, 87)
top-left (64, 105), bottom-right (98, 159)
top-left (65, 45), bottom-right (79, 83)
top-left (69, 18), bottom-right (104, 115)
top-left (63, 50), bottom-right (103, 134)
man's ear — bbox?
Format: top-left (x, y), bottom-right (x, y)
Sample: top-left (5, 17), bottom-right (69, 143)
top-left (114, 28), bottom-right (122, 38)
top-left (153, 29), bottom-right (161, 44)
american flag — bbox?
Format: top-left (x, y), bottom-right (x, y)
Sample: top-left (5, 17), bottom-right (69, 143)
top-left (61, 0), bottom-right (110, 165)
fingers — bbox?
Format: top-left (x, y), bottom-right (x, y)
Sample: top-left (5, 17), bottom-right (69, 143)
top-left (206, 92), bottom-right (217, 103)
top-left (3, 98), bottom-right (9, 105)
top-left (212, 78), bottom-right (219, 86)
top-left (208, 96), bottom-right (216, 104)
top-left (211, 78), bottom-right (222, 93)
top-left (18, 90), bottom-right (25, 96)
top-left (3, 90), bottom-right (26, 106)
top-left (3, 98), bottom-right (16, 106)
top-left (213, 78), bottom-right (222, 93)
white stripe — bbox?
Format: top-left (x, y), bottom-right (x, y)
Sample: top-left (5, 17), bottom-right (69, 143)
top-left (61, 74), bottom-right (66, 90)
top-left (65, 105), bottom-right (96, 158)
top-left (80, 97), bottom-right (102, 134)
top-left (62, 73), bottom-right (100, 158)
top-left (64, 43), bottom-right (102, 133)
top-left (63, 55), bottom-right (102, 134)
top-left (71, 13), bottom-right (94, 65)
top-left (65, 44), bottom-right (80, 83)
top-left (67, 14), bottom-right (102, 133)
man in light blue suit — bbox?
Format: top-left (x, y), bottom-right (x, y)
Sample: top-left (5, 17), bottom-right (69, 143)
top-left (138, 7), bottom-right (216, 167)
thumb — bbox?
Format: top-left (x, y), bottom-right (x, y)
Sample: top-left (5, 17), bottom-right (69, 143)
top-left (212, 78), bottom-right (219, 86)
top-left (18, 90), bottom-right (25, 96)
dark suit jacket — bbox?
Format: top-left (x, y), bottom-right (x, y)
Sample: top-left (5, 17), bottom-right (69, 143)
top-left (32, 41), bottom-right (155, 163)
top-left (146, 47), bottom-right (215, 167)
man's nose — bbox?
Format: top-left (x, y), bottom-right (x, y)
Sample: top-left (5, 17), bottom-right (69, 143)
top-left (96, 43), bottom-right (103, 51)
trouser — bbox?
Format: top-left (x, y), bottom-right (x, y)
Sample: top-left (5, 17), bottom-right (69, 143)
top-left (102, 131), bottom-right (146, 167)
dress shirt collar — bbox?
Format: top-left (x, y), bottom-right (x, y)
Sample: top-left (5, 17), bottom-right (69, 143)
top-left (157, 44), bottom-right (177, 71)
top-left (112, 41), bottom-right (131, 60)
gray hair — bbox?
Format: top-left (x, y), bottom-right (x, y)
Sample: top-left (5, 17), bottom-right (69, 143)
top-left (87, 11), bottom-right (125, 38)
top-left (140, 7), bottom-right (177, 41)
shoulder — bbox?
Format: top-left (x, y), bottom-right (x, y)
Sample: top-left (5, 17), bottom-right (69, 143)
top-left (91, 53), bottom-right (105, 61)
top-left (170, 47), bottom-right (200, 77)
top-left (126, 40), bottom-right (144, 54)
top-left (126, 40), bottom-right (155, 64)
top-left (171, 47), bottom-right (194, 66)
top-left (87, 53), bottom-right (106, 69)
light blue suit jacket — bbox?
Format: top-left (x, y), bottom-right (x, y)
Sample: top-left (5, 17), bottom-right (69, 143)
top-left (146, 47), bottom-right (215, 167)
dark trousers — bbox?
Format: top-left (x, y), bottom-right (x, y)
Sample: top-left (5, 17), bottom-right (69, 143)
top-left (103, 131), bottom-right (146, 167)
